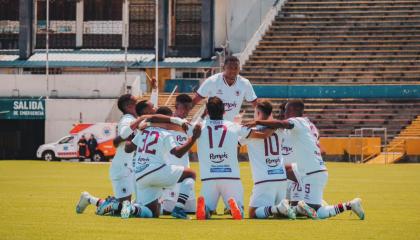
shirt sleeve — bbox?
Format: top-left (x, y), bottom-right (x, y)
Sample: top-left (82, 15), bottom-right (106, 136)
top-left (186, 123), bottom-right (194, 137)
top-left (196, 77), bottom-right (213, 98)
top-left (244, 80), bottom-right (258, 102)
top-left (236, 124), bottom-right (251, 138)
top-left (131, 131), bottom-right (142, 147)
top-left (163, 133), bottom-right (178, 154)
top-left (119, 117), bottom-right (134, 139)
top-left (287, 118), bottom-right (302, 133)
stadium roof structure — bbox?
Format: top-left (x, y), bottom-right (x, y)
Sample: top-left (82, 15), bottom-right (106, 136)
top-left (0, 50), bottom-right (217, 69)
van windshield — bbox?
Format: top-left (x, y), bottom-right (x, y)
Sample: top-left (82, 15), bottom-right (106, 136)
top-left (59, 136), bottom-right (74, 144)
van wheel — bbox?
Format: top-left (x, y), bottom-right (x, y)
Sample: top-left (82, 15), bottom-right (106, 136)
top-left (42, 151), bottom-right (56, 161)
top-left (92, 152), bottom-right (105, 162)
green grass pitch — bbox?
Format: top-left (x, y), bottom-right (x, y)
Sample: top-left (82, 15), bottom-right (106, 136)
top-left (0, 161), bottom-right (419, 240)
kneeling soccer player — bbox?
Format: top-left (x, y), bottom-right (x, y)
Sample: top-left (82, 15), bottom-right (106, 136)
top-left (121, 112), bottom-right (202, 219)
top-left (240, 100), bottom-right (297, 219)
top-left (195, 97), bottom-right (274, 220)
top-left (251, 100), bottom-right (365, 220)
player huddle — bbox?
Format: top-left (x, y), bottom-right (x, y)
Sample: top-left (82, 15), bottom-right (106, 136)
top-left (76, 56), bottom-right (365, 220)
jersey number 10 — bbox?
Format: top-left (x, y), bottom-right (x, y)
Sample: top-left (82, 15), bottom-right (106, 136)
top-left (264, 133), bottom-right (280, 156)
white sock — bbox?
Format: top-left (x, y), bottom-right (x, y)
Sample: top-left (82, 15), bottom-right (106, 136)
top-left (255, 207), bottom-right (272, 219)
top-left (88, 196), bottom-right (101, 206)
top-left (175, 178), bottom-right (195, 208)
top-left (132, 204), bottom-right (153, 218)
top-left (317, 203), bottom-right (351, 219)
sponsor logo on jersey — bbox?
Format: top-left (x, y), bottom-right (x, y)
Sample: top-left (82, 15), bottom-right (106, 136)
top-left (281, 145), bottom-right (293, 156)
top-left (209, 152), bottom-right (228, 163)
top-left (266, 157), bottom-right (281, 167)
top-left (224, 102), bottom-right (237, 111)
top-left (176, 135), bottom-right (187, 144)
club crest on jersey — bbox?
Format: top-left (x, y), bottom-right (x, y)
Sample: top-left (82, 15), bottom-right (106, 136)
top-left (217, 89), bottom-right (223, 94)
top-left (210, 152), bottom-right (228, 163)
top-left (266, 158), bottom-right (281, 167)
top-left (235, 90), bottom-right (240, 96)
top-left (282, 146), bottom-right (293, 156)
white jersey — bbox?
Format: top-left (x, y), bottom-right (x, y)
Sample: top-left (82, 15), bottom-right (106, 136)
top-left (197, 119), bottom-right (251, 180)
top-left (281, 117), bottom-right (326, 175)
top-left (132, 127), bottom-right (177, 180)
top-left (110, 114), bottom-right (136, 180)
top-left (196, 73), bottom-right (257, 121)
top-left (240, 127), bottom-right (286, 184)
top-left (166, 128), bottom-right (193, 168)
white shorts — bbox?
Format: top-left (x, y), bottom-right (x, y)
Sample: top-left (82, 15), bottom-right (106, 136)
top-left (201, 179), bottom-right (243, 211)
top-left (161, 183), bottom-right (196, 213)
top-left (290, 171), bottom-right (328, 205)
top-left (249, 180), bottom-right (288, 208)
top-left (135, 164), bottom-right (184, 205)
top-left (111, 173), bottom-right (135, 199)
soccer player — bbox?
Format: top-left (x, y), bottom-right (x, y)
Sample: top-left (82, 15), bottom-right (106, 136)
top-left (76, 94), bottom-right (138, 215)
top-left (192, 56), bottom-right (258, 122)
top-left (122, 108), bottom-right (201, 219)
top-left (239, 100), bottom-right (296, 219)
top-left (161, 94), bottom-right (197, 215)
top-left (247, 100), bottom-right (365, 220)
top-left (195, 97), bottom-right (273, 220)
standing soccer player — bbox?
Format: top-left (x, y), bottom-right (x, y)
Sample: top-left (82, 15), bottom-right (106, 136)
top-left (195, 97), bottom-right (273, 220)
top-left (76, 94), bottom-right (138, 215)
top-left (240, 101), bottom-right (295, 219)
top-left (249, 100), bottom-right (365, 220)
top-left (192, 56), bottom-right (258, 122)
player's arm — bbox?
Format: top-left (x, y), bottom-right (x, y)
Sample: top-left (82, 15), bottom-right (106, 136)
top-left (192, 93), bottom-right (205, 108)
top-left (247, 127), bottom-right (276, 139)
top-left (245, 119), bottom-right (294, 130)
top-left (170, 124), bottom-right (201, 158)
top-left (124, 132), bottom-right (139, 153)
top-left (124, 141), bottom-right (137, 153)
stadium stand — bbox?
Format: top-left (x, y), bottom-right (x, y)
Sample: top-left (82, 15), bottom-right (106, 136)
top-left (239, 0), bottom-right (420, 162)
top-left (241, 0), bottom-right (420, 84)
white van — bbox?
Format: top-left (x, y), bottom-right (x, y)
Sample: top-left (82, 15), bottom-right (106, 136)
top-left (36, 123), bottom-right (117, 161)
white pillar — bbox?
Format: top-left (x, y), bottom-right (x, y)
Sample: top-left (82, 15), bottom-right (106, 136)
top-left (76, 0), bottom-right (83, 47)
top-left (122, 0), bottom-right (129, 48)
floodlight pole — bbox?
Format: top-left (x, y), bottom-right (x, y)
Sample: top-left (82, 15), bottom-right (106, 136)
top-left (155, 0), bottom-right (159, 90)
top-left (46, 0), bottom-right (49, 98)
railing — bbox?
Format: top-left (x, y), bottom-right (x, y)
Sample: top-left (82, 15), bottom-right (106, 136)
top-left (238, 0), bottom-right (286, 68)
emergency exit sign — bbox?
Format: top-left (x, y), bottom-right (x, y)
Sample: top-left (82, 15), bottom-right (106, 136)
top-left (0, 99), bottom-right (45, 120)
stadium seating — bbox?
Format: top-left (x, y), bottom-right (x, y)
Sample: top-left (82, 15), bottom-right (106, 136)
top-left (241, 0), bottom-right (420, 85)
top-left (242, 99), bottom-right (420, 143)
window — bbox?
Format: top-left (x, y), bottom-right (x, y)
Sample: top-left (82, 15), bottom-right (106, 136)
top-left (59, 136), bottom-right (74, 144)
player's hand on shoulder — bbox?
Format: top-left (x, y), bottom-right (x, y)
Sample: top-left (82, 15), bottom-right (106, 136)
top-left (243, 120), bottom-right (257, 128)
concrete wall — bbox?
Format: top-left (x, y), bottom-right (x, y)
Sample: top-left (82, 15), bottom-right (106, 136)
top-left (0, 73), bottom-right (140, 98)
top-left (214, 0), bottom-right (276, 54)
top-left (45, 98), bottom-right (117, 143)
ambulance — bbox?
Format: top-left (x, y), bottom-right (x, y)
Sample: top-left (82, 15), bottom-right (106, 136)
top-left (36, 123), bottom-right (117, 162)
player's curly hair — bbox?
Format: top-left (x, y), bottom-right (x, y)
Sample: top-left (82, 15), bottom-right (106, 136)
top-left (224, 56), bottom-right (240, 66)
top-left (156, 106), bottom-right (173, 116)
top-left (176, 94), bottom-right (193, 105)
top-left (286, 100), bottom-right (304, 116)
top-left (207, 96), bottom-right (225, 120)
